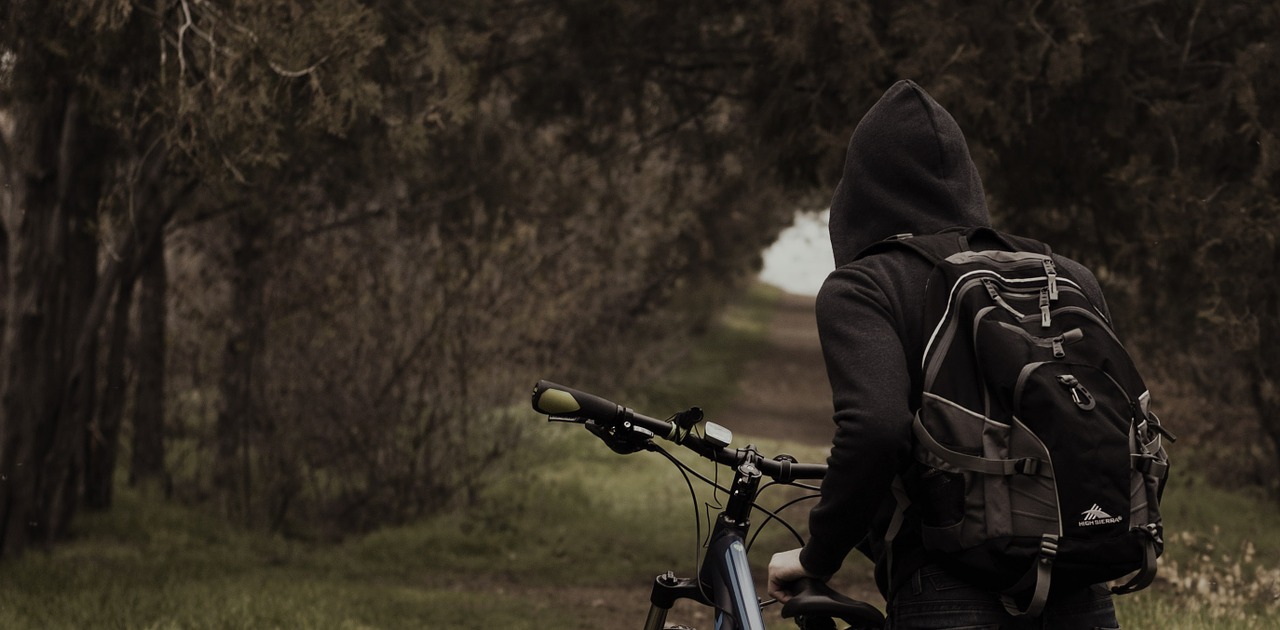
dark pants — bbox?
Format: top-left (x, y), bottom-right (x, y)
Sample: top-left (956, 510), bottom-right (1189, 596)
top-left (885, 565), bottom-right (1121, 630)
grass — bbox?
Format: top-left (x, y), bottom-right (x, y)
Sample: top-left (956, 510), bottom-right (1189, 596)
top-left (2, 281), bottom-right (1278, 628)
top-left (0, 487), bottom-right (581, 629)
top-left (1116, 470), bottom-right (1280, 628)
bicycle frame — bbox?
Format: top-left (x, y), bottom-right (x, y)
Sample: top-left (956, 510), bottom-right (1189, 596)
top-left (644, 456), bottom-right (768, 630)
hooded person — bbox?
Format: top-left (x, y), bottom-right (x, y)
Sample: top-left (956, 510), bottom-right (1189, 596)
top-left (766, 80), bottom-right (1120, 628)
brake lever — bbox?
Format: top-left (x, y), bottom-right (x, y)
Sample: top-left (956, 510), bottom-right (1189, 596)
top-left (547, 413), bottom-right (654, 453)
top-left (585, 419), bottom-right (655, 454)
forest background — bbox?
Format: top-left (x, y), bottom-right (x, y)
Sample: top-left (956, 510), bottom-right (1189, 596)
top-left (1, 0), bottom-right (1278, 586)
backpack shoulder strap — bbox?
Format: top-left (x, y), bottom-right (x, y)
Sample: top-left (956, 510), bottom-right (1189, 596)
top-left (852, 230), bottom-right (969, 264)
top-left (984, 228), bottom-right (1053, 257)
top-left (851, 227), bottom-right (1054, 264)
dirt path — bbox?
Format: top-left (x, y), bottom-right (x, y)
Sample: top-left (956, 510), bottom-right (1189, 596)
top-left (716, 290), bottom-right (884, 607)
top-left (721, 291), bottom-right (835, 447)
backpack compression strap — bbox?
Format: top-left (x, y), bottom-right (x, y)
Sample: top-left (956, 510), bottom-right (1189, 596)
top-left (1111, 528), bottom-right (1162, 595)
top-left (999, 534), bottom-right (1059, 617)
top-left (913, 414), bottom-right (1052, 478)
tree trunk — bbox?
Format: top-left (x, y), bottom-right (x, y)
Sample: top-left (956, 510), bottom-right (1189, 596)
top-left (214, 215), bottom-right (267, 523)
top-left (35, 101), bottom-right (106, 546)
top-left (1252, 368), bottom-right (1280, 477)
top-left (0, 88), bottom-right (106, 555)
top-left (44, 194), bottom-right (99, 537)
top-left (84, 280), bottom-right (135, 510)
top-left (1249, 329), bottom-right (1280, 501)
top-left (1250, 245), bottom-right (1280, 496)
top-left (0, 152), bottom-right (57, 555)
top-left (0, 220), bottom-right (7, 355)
top-left (130, 241), bottom-right (168, 491)
top-left (76, 147), bottom-right (185, 511)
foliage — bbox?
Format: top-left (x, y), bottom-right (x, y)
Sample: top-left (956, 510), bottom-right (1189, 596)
top-left (3, 0), bottom-right (1279, 559)
top-left (117, 0), bottom-right (802, 536)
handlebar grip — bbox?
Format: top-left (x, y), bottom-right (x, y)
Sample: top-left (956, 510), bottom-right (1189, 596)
top-left (531, 380), bottom-right (625, 423)
top-left (755, 460), bottom-right (827, 481)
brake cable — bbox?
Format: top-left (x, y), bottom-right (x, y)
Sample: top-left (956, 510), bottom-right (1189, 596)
top-left (745, 492), bottom-right (821, 552)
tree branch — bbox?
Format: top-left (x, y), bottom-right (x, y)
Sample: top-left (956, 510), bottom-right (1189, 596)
top-left (268, 56), bottom-right (330, 79)
top-left (274, 185), bottom-right (476, 248)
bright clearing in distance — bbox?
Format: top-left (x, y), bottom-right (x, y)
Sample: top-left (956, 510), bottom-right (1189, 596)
top-left (758, 209), bottom-right (831, 297)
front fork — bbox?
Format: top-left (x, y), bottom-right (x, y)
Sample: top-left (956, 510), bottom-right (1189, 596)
top-left (643, 572), bottom-right (705, 630)
top-left (643, 456), bottom-right (766, 630)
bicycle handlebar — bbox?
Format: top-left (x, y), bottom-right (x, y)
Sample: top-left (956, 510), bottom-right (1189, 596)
top-left (531, 380), bottom-right (626, 423)
top-left (531, 380), bottom-right (826, 481)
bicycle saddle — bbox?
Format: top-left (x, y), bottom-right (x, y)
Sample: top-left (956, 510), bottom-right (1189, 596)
top-left (780, 578), bottom-right (886, 629)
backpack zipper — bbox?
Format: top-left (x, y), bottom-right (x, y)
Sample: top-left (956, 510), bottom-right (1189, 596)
top-left (1014, 362), bottom-right (1138, 422)
top-left (1023, 306), bottom-right (1124, 349)
top-left (923, 273), bottom-right (1106, 379)
top-left (926, 270), bottom-right (1093, 358)
top-left (996, 323), bottom-right (1084, 359)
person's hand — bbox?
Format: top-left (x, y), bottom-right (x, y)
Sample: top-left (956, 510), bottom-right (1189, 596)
top-left (767, 547), bottom-right (819, 604)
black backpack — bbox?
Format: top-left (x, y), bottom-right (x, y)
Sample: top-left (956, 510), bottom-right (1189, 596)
top-left (869, 227), bottom-right (1173, 616)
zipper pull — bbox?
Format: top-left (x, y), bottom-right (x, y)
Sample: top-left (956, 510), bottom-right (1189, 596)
top-left (984, 278), bottom-right (1001, 301)
top-left (984, 279), bottom-right (1023, 317)
top-left (1043, 259), bottom-right (1059, 301)
top-left (1039, 289), bottom-right (1051, 328)
top-left (1052, 336), bottom-right (1065, 358)
top-left (1146, 413), bottom-right (1179, 442)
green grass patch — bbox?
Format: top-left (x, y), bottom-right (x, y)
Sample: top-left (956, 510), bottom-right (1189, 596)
top-left (0, 486), bottom-right (582, 630)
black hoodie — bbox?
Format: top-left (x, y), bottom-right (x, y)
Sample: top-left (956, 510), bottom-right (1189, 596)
top-left (799, 80), bottom-right (1106, 598)
top-left (828, 79), bottom-right (990, 265)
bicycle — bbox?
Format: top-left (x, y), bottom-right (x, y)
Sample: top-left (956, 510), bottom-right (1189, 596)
top-left (531, 380), bottom-right (886, 630)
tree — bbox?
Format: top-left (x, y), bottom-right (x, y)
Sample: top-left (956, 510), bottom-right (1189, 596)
top-left (0, 1), bottom-right (142, 554)
top-left (130, 242), bottom-right (168, 491)
top-left (7, 0), bottom-right (1276, 556)
top-left (0, 0), bottom-right (390, 553)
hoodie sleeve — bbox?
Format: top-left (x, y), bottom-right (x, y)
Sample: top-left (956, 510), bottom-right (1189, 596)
top-left (799, 264), bottom-right (916, 579)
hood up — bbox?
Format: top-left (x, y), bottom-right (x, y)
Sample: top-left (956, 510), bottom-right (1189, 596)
top-left (829, 80), bottom-right (990, 267)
